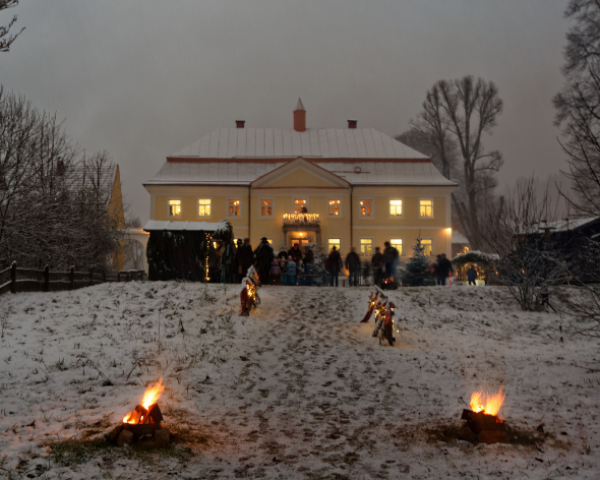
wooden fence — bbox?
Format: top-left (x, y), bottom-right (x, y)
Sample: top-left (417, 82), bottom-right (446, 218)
top-left (0, 262), bottom-right (145, 296)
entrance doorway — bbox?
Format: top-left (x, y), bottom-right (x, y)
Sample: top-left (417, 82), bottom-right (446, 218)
top-left (290, 237), bottom-right (312, 248)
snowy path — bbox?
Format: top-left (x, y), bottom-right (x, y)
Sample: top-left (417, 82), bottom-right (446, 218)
top-left (1, 282), bottom-right (599, 479)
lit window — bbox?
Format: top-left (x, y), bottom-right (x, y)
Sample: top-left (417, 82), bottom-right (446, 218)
top-left (328, 238), bottom-right (341, 252)
top-left (229, 199), bottom-right (241, 216)
top-left (260, 199), bottom-right (273, 217)
top-left (390, 239), bottom-right (403, 256)
top-left (420, 199), bottom-right (433, 217)
top-left (421, 239), bottom-right (433, 256)
top-left (360, 199), bottom-right (372, 217)
top-left (169, 199), bottom-right (181, 216)
top-left (329, 199), bottom-right (341, 216)
top-left (198, 199), bottom-right (211, 217)
top-left (390, 199), bottom-right (403, 217)
top-left (294, 199), bottom-right (307, 213)
top-left (360, 238), bottom-right (372, 255)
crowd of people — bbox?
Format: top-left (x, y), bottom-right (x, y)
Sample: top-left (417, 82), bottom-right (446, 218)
top-left (206, 237), bottom-right (457, 287)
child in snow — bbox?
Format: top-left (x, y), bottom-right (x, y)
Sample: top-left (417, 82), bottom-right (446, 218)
top-left (270, 258), bottom-right (282, 285)
top-left (283, 259), bottom-right (297, 286)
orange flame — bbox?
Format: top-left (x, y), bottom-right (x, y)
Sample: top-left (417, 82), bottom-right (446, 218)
top-left (470, 386), bottom-right (505, 417)
top-left (141, 378), bottom-right (166, 410)
top-left (122, 378), bottom-right (166, 424)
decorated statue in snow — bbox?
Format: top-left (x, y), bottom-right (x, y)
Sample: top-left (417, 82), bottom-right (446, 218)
top-left (372, 301), bottom-right (396, 347)
top-left (240, 266), bottom-right (261, 316)
top-left (361, 291), bottom-right (380, 323)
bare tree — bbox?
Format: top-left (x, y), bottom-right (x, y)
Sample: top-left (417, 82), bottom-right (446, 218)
top-left (0, 0), bottom-right (23, 52)
top-left (410, 76), bottom-right (504, 249)
top-left (481, 177), bottom-right (565, 311)
top-left (554, 0), bottom-right (600, 217)
top-left (0, 88), bottom-right (123, 270)
top-left (553, 1), bottom-right (600, 338)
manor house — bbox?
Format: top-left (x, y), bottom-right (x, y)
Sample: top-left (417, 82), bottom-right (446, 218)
top-left (143, 100), bottom-right (456, 259)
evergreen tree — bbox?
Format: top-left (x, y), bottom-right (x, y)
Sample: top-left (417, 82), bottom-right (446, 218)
top-left (401, 236), bottom-right (433, 286)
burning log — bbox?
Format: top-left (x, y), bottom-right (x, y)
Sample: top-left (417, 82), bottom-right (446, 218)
top-left (107, 378), bottom-right (171, 448)
top-left (458, 387), bottom-right (511, 444)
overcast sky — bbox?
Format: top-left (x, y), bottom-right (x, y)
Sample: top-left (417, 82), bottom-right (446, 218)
top-left (0, 0), bottom-right (571, 222)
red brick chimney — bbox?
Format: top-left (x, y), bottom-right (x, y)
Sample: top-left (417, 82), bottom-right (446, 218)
top-left (236, 120), bottom-right (245, 128)
top-left (348, 120), bottom-right (357, 129)
top-left (294, 98), bottom-right (306, 132)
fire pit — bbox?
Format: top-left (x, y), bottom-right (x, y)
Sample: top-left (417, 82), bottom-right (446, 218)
top-left (459, 387), bottom-right (511, 444)
top-left (107, 378), bottom-right (171, 447)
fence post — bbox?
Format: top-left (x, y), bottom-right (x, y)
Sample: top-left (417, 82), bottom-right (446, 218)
top-left (10, 261), bottom-right (16, 294)
top-left (90, 267), bottom-right (94, 287)
top-left (44, 265), bottom-right (50, 292)
top-left (69, 266), bottom-right (75, 290)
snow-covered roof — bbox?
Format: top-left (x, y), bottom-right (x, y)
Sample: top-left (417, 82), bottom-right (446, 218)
top-left (452, 251), bottom-right (500, 265)
top-left (542, 217), bottom-right (598, 232)
top-left (143, 220), bottom-right (229, 232)
top-left (519, 217), bottom-right (600, 235)
top-left (169, 128), bottom-right (429, 160)
top-left (145, 159), bottom-right (456, 186)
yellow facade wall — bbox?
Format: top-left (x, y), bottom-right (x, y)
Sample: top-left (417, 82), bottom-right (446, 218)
top-left (146, 184), bottom-right (454, 258)
top-left (267, 168), bottom-right (338, 188)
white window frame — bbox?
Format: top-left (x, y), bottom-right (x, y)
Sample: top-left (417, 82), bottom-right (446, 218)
top-left (196, 197), bottom-right (212, 219)
top-left (167, 197), bottom-right (183, 218)
top-left (327, 237), bottom-right (341, 253)
top-left (419, 198), bottom-right (434, 219)
top-left (227, 197), bottom-right (242, 218)
top-left (259, 198), bottom-right (274, 218)
top-left (421, 238), bottom-right (434, 256)
top-left (390, 238), bottom-right (403, 256)
top-left (359, 237), bottom-right (374, 256)
top-left (389, 198), bottom-right (404, 218)
top-left (358, 197), bottom-right (374, 218)
top-left (327, 198), bottom-right (343, 218)
top-left (293, 198), bottom-right (309, 214)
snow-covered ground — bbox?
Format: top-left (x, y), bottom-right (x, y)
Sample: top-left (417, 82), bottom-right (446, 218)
top-left (1, 282), bottom-right (599, 479)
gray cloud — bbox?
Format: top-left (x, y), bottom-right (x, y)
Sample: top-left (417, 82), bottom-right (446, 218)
top-left (0, 0), bottom-right (570, 222)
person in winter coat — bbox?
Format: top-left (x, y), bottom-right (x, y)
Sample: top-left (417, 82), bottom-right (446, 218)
top-left (345, 247), bottom-right (361, 287)
top-left (327, 246), bottom-right (342, 287)
top-left (303, 246), bottom-right (314, 286)
top-left (207, 243), bottom-right (220, 283)
top-left (371, 246), bottom-right (384, 286)
top-left (383, 241), bottom-right (399, 281)
top-left (220, 241), bottom-right (235, 283)
top-left (270, 258), bottom-right (282, 284)
top-left (288, 243), bottom-right (303, 263)
top-left (236, 238), bottom-right (254, 279)
top-left (467, 265), bottom-right (477, 285)
top-left (436, 253), bottom-right (453, 286)
top-left (232, 238), bottom-right (244, 282)
top-left (254, 237), bottom-right (274, 284)
top-left (283, 258), bottom-right (297, 285)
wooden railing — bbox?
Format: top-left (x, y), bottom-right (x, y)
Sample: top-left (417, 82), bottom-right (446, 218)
top-left (0, 262), bottom-right (145, 296)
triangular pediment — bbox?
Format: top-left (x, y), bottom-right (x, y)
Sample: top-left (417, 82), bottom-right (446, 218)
top-left (251, 158), bottom-right (350, 189)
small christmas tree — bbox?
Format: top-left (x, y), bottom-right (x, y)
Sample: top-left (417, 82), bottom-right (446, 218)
top-left (401, 236), bottom-right (433, 286)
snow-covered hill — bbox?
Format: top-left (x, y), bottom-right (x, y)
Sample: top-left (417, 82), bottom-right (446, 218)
top-left (1, 283), bottom-right (598, 479)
